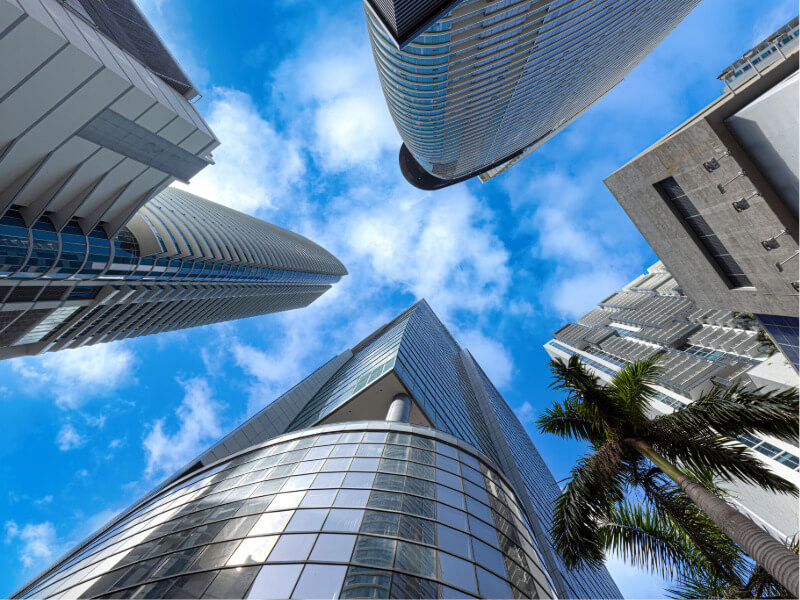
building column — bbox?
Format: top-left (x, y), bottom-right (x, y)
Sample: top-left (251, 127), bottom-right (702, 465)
top-left (386, 393), bottom-right (411, 422)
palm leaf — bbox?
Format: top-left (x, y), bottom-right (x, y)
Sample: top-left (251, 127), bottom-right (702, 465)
top-left (599, 502), bottom-right (712, 579)
top-left (536, 397), bottom-right (605, 445)
top-left (656, 384), bottom-right (799, 444)
top-left (551, 440), bottom-right (627, 568)
top-left (605, 358), bottom-right (660, 428)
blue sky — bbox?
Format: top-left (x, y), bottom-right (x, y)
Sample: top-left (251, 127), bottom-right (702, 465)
top-left (1, 0), bottom-right (797, 596)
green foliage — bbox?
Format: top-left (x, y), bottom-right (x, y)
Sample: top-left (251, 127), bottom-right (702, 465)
top-left (538, 355), bottom-right (800, 593)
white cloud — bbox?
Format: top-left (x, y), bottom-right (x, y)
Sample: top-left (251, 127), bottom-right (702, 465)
top-left (272, 27), bottom-right (400, 170)
top-left (175, 87), bottom-right (304, 215)
top-left (34, 496), bottom-right (53, 506)
top-left (460, 331), bottom-right (514, 389)
top-left (143, 378), bottom-right (224, 478)
top-left (514, 401), bottom-right (536, 425)
top-left (56, 424), bottom-right (84, 452)
top-left (750, 0), bottom-right (797, 46)
top-left (5, 521), bottom-right (59, 569)
top-left (338, 185), bottom-right (510, 320)
top-left (11, 344), bottom-right (136, 410)
top-left (550, 270), bottom-right (628, 319)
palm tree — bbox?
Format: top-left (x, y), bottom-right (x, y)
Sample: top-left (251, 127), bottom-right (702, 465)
top-left (598, 470), bottom-right (796, 598)
top-left (537, 356), bottom-right (799, 595)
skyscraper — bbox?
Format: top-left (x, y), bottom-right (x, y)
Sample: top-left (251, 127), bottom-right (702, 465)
top-left (0, 187), bottom-right (347, 359)
top-left (545, 262), bottom-right (799, 540)
top-left (14, 301), bottom-right (621, 599)
top-left (362, 0), bottom-right (701, 189)
top-left (0, 0), bottom-right (347, 358)
top-left (604, 17), bottom-right (798, 367)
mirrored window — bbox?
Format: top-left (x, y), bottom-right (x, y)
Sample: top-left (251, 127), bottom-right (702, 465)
top-left (291, 564), bottom-right (347, 599)
top-left (246, 564), bottom-right (302, 599)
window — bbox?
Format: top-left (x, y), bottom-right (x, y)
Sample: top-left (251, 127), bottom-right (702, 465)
top-left (291, 564), bottom-right (347, 599)
top-left (654, 177), bottom-right (752, 288)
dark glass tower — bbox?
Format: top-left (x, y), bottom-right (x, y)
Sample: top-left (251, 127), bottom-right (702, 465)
top-left (13, 301), bottom-right (621, 599)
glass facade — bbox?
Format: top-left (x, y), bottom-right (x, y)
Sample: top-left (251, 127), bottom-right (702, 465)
top-left (16, 301), bottom-right (621, 599)
top-left (0, 189), bottom-right (345, 358)
top-left (755, 314), bottom-right (799, 372)
top-left (364, 0), bottom-right (700, 184)
top-left (16, 424), bottom-right (551, 600)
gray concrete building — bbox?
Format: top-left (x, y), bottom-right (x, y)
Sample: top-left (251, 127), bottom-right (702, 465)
top-left (0, 0), bottom-right (347, 359)
top-left (14, 301), bottom-right (621, 599)
top-left (604, 18), bottom-right (799, 322)
top-left (362, 0), bottom-right (701, 189)
top-left (545, 262), bottom-right (799, 541)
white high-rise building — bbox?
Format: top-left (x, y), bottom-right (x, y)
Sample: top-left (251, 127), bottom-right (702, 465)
top-left (545, 262), bottom-right (799, 540)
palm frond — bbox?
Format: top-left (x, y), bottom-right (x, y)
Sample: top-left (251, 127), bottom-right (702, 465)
top-left (551, 440), bottom-right (627, 568)
top-left (605, 358), bottom-right (660, 428)
top-left (646, 426), bottom-right (798, 496)
top-left (599, 502), bottom-right (712, 579)
top-left (549, 356), bottom-right (628, 430)
top-left (656, 384), bottom-right (799, 444)
top-left (536, 397), bottom-right (606, 445)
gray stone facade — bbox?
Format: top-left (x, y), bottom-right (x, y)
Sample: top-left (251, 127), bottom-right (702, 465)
top-left (605, 19), bottom-right (799, 317)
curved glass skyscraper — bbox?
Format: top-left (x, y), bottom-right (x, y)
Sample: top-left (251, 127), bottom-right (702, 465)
top-left (13, 302), bottom-right (621, 599)
top-left (362, 0), bottom-right (701, 189)
top-left (0, 187), bottom-right (346, 359)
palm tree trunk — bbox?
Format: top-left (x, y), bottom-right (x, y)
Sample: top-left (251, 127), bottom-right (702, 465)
top-left (626, 438), bottom-right (799, 597)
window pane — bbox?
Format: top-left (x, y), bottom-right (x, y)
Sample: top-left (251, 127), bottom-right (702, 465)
top-left (437, 524), bottom-right (471, 559)
top-left (334, 489), bottom-right (371, 508)
top-left (205, 566), bottom-right (259, 599)
top-left (227, 536), bottom-right (278, 565)
top-left (343, 472), bottom-right (376, 489)
top-left (246, 564), bottom-right (302, 599)
top-left (190, 541), bottom-right (241, 571)
top-left (437, 484), bottom-right (465, 509)
top-left (250, 511), bottom-right (293, 536)
top-left (285, 508), bottom-right (329, 532)
top-left (477, 567), bottom-right (513, 599)
top-left (267, 533), bottom-right (316, 562)
top-left (352, 535), bottom-right (396, 568)
top-left (291, 564), bottom-right (347, 599)
top-left (339, 566), bottom-right (392, 599)
top-left (395, 541), bottom-right (436, 578)
top-left (472, 538), bottom-right (507, 576)
top-left (312, 472), bottom-right (346, 488)
top-left (360, 510), bottom-right (400, 537)
top-left (440, 552), bottom-right (478, 594)
top-left (323, 509), bottom-right (365, 532)
top-left (269, 491), bottom-right (305, 511)
top-left (437, 503), bottom-right (468, 531)
top-left (310, 533), bottom-right (357, 562)
top-left (300, 489), bottom-right (337, 508)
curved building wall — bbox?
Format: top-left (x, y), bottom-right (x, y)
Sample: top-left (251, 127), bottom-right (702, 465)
top-left (0, 188), bottom-right (345, 358)
top-left (364, 0), bottom-right (699, 183)
top-left (15, 423), bottom-right (553, 600)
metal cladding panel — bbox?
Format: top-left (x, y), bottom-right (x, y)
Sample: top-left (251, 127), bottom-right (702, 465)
top-left (73, 0), bottom-right (195, 96)
top-left (365, 0), bottom-right (460, 47)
